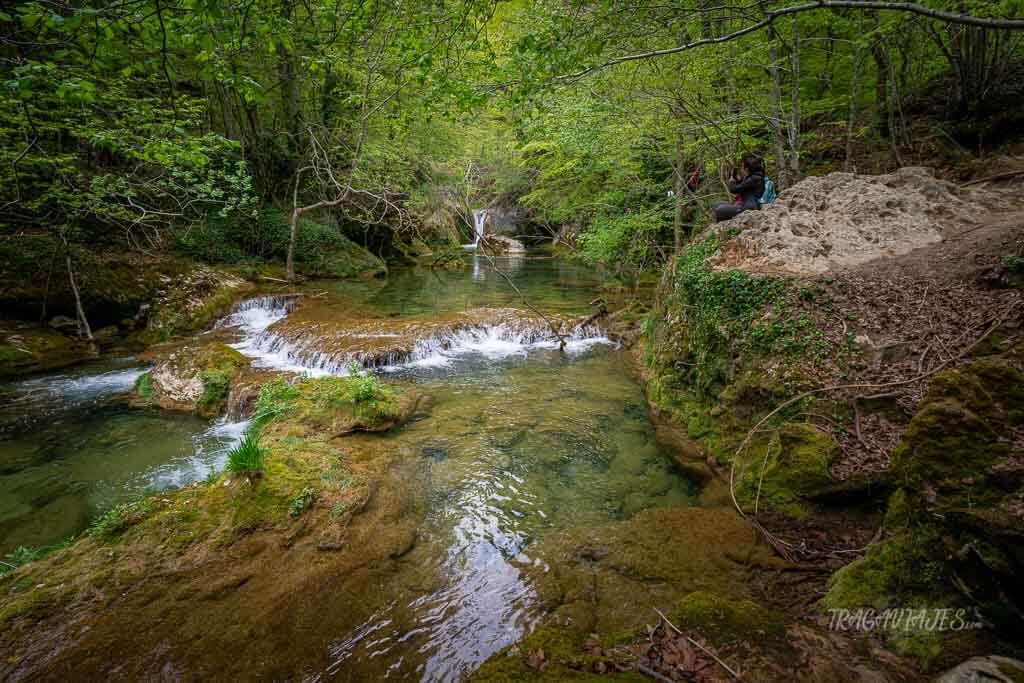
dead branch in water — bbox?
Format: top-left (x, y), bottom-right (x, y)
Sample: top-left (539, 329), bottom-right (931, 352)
top-left (475, 249), bottom-right (569, 351)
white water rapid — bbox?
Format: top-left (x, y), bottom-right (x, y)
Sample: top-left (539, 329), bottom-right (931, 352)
top-left (220, 296), bottom-right (612, 377)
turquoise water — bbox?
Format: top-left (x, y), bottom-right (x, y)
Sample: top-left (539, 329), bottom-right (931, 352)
top-left (0, 361), bottom-right (246, 553)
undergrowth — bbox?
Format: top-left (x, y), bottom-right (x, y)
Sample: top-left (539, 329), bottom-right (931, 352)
top-left (657, 232), bottom-right (847, 398)
top-left (0, 538), bottom-right (74, 577)
top-left (134, 372), bottom-right (153, 399)
top-left (198, 369), bottom-right (232, 408)
top-left (289, 487), bottom-right (317, 517)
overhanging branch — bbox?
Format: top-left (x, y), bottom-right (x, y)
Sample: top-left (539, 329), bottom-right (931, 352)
top-left (560, 0), bottom-right (1024, 81)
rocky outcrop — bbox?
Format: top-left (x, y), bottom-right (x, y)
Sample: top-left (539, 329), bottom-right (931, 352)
top-left (713, 167), bottom-right (996, 275)
top-left (480, 234), bottom-right (526, 254)
top-left (0, 323), bottom-right (95, 378)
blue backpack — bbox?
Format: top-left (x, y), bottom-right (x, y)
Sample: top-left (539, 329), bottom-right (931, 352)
top-left (760, 178), bottom-right (777, 206)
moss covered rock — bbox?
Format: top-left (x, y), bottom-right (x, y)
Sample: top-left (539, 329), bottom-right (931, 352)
top-left (892, 358), bottom-right (1024, 492)
top-left (0, 324), bottom-right (94, 378)
top-left (670, 591), bottom-right (785, 645)
top-left (146, 341), bottom-right (248, 415)
top-left (733, 423), bottom-right (838, 518)
top-left (253, 376), bottom-right (424, 435)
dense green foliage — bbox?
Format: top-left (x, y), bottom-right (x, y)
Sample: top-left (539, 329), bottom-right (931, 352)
top-left (2, 0), bottom-right (1022, 284)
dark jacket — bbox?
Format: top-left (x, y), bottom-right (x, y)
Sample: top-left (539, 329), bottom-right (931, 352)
top-left (727, 173), bottom-right (765, 210)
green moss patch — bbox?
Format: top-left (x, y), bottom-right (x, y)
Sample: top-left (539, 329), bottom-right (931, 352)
top-left (670, 591), bottom-right (785, 645)
top-left (892, 358), bottom-right (1024, 492)
top-left (733, 423), bottom-right (838, 518)
top-left (254, 375), bottom-right (412, 435)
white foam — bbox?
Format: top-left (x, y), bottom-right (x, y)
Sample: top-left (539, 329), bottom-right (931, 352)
top-left (16, 366), bottom-right (147, 400)
top-left (145, 417), bottom-right (251, 490)
top-left (218, 295), bottom-right (297, 335)
top-left (223, 297), bottom-right (612, 377)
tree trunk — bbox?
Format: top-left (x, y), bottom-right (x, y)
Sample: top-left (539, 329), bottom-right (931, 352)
top-left (788, 17), bottom-right (802, 181)
top-left (871, 32), bottom-right (890, 138)
top-left (845, 41), bottom-right (864, 171)
top-left (66, 253), bottom-right (93, 341)
top-left (673, 132), bottom-right (686, 253)
top-left (768, 39), bottom-right (788, 190)
top-left (286, 207), bottom-right (300, 281)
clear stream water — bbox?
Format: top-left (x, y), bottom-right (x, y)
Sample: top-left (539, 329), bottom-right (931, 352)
top-left (0, 255), bottom-right (697, 681)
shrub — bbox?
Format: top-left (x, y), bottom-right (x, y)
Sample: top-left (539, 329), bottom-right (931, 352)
top-left (225, 433), bottom-right (267, 474)
top-left (175, 207), bottom-right (382, 277)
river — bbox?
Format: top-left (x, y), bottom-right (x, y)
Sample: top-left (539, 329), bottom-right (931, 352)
top-left (0, 254), bottom-right (699, 681)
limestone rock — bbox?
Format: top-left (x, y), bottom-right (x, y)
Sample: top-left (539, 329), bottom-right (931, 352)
top-left (712, 167), bottom-right (991, 276)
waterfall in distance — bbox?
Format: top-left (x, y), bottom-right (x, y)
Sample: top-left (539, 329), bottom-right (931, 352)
top-left (463, 209), bottom-right (487, 250)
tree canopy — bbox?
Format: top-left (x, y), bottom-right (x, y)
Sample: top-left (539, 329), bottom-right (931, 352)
top-left (3, 0), bottom-right (1023, 278)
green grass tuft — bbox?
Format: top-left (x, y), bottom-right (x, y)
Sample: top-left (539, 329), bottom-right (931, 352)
top-left (89, 499), bottom-right (153, 540)
top-left (226, 433), bottom-right (267, 474)
top-left (252, 378), bottom-right (301, 427)
top-left (197, 369), bottom-right (232, 408)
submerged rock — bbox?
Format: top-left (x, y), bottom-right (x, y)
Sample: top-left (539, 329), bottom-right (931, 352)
top-left (527, 506), bottom-right (786, 637)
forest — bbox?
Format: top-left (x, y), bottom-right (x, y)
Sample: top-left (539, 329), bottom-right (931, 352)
top-left (4, 0), bottom-right (1023, 290)
top-left (2, 0), bottom-right (1024, 681)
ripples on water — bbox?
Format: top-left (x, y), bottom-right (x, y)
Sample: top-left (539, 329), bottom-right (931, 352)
top-left (0, 361), bottom-right (248, 553)
top-left (2, 258), bottom-right (691, 682)
top-left (313, 350), bottom-right (694, 681)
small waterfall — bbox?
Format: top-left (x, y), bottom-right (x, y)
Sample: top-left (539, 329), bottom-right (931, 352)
top-left (223, 295), bottom-right (612, 377)
top-left (463, 209), bottom-right (487, 251)
top-left (217, 294), bottom-right (300, 335)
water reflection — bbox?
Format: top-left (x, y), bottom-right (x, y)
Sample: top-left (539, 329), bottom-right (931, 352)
top-left (321, 350), bottom-right (694, 680)
top-left (471, 253), bottom-right (524, 282)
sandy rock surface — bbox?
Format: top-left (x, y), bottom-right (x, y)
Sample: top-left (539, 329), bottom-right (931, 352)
top-left (713, 167), bottom-right (1000, 275)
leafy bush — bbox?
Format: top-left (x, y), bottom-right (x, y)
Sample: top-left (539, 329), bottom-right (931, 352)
top-left (176, 208), bottom-right (382, 278)
top-left (225, 433), bottom-right (267, 474)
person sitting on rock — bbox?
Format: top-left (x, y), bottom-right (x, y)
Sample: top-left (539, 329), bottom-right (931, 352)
top-left (713, 154), bottom-right (765, 222)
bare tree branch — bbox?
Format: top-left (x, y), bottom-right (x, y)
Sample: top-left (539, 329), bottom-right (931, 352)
top-left (559, 0), bottom-right (1024, 81)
